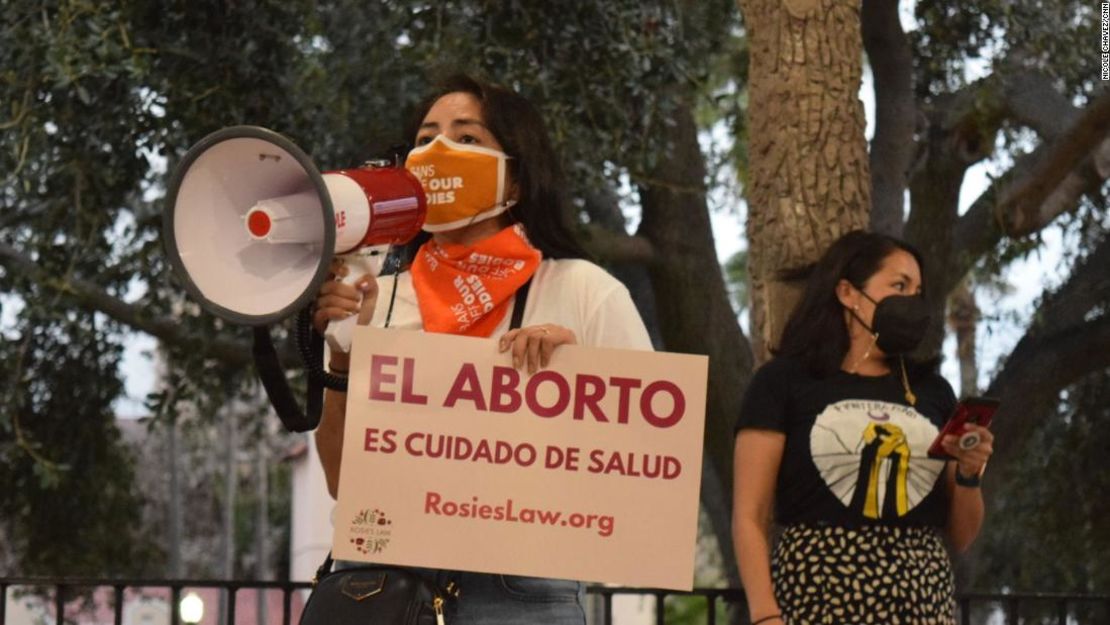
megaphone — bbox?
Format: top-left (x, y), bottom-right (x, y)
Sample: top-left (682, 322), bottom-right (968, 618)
top-left (164, 126), bottom-right (426, 352)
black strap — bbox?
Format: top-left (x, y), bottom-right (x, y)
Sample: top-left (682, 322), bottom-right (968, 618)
top-left (252, 325), bottom-right (320, 432)
top-left (384, 266), bottom-right (400, 328)
top-left (510, 278), bottom-right (531, 330)
top-left (314, 551), bottom-right (335, 583)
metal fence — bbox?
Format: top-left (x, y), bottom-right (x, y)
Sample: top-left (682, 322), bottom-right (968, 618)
top-left (1, 577), bottom-right (1108, 625)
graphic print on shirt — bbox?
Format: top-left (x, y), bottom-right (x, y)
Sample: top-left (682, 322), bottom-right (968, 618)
top-left (810, 400), bottom-right (945, 520)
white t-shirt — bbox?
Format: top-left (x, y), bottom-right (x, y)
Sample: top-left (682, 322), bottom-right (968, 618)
top-left (371, 258), bottom-right (653, 351)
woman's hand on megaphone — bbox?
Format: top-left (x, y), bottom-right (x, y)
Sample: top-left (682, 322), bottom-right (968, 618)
top-left (314, 259), bottom-right (379, 370)
top-left (313, 262), bottom-right (379, 332)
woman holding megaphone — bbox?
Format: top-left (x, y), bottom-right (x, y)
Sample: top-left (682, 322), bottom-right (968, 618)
top-left (312, 74), bottom-right (652, 624)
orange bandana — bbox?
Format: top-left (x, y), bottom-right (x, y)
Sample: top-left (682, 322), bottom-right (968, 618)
top-left (411, 224), bottom-right (542, 337)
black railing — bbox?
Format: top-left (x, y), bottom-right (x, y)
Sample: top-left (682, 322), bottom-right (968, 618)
top-left (954, 592), bottom-right (1110, 625)
top-left (590, 586), bottom-right (745, 625)
top-left (1, 577), bottom-right (1107, 625)
top-left (0, 578), bottom-right (312, 625)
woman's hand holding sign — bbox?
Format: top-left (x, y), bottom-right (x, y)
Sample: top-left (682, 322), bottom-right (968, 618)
top-left (499, 324), bottom-right (577, 374)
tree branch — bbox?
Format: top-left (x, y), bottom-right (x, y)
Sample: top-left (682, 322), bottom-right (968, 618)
top-left (0, 241), bottom-right (261, 368)
top-left (949, 82), bottom-right (1110, 291)
top-left (907, 67), bottom-right (1070, 246)
top-left (985, 311), bottom-right (1110, 467)
top-left (995, 91), bottom-right (1110, 236)
top-left (1030, 139), bottom-right (1110, 225)
top-left (862, 0), bottom-right (916, 236)
top-left (982, 234), bottom-right (1110, 477)
top-left (964, 307), bottom-right (1110, 585)
top-left (578, 224), bottom-right (656, 264)
top-left (953, 139), bottom-right (1110, 290)
top-left (1021, 234), bottom-right (1110, 336)
top-left (998, 70), bottom-right (1080, 141)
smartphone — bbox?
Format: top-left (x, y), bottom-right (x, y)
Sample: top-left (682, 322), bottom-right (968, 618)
top-left (927, 397), bottom-right (1000, 458)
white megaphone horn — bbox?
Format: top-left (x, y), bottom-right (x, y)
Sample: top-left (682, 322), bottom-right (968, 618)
top-left (163, 126), bottom-right (426, 353)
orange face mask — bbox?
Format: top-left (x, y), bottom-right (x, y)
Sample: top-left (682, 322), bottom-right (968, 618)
top-left (410, 223), bottom-right (541, 337)
top-left (404, 135), bottom-right (515, 233)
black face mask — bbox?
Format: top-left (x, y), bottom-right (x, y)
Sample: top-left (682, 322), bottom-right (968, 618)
top-left (850, 289), bottom-right (930, 354)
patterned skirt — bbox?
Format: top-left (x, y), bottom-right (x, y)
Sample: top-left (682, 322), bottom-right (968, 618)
top-left (772, 524), bottom-right (955, 625)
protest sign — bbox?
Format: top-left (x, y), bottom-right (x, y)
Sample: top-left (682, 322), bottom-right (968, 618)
top-left (332, 327), bottom-right (707, 590)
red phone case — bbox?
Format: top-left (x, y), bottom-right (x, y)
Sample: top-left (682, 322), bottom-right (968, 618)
top-left (927, 397), bottom-right (1000, 458)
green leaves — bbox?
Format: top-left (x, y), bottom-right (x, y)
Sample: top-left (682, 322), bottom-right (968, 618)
top-left (978, 368), bottom-right (1110, 596)
top-left (913, 0), bottom-right (1099, 101)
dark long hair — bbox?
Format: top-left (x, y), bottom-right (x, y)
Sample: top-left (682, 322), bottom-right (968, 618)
top-left (776, 230), bottom-right (928, 378)
top-left (396, 73), bottom-right (587, 263)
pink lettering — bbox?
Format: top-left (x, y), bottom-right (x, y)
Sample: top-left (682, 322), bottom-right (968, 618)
top-left (443, 363), bottom-right (488, 410)
top-left (573, 374), bottom-right (608, 422)
top-left (640, 380), bottom-right (685, 428)
top-left (369, 355), bottom-right (398, 401)
top-left (609, 377), bottom-right (642, 424)
top-left (525, 371), bottom-right (571, 418)
top-left (364, 428), bottom-right (397, 452)
top-left (490, 366), bottom-right (522, 413)
top-left (401, 357), bottom-right (429, 405)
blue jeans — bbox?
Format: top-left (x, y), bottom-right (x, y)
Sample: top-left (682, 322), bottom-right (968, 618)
top-left (335, 562), bottom-right (586, 625)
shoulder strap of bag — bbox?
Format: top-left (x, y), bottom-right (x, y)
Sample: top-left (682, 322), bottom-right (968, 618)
top-left (510, 278), bottom-right (532, 331)
top-left (314, 552), bottom-right (335, 584)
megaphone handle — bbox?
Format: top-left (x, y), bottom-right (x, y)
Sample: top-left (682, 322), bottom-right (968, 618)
top-left (324, 247), bottom-right (387, 354)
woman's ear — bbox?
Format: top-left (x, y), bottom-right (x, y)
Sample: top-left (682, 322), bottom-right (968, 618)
top-left (836, 279), bottom-right (857, 309)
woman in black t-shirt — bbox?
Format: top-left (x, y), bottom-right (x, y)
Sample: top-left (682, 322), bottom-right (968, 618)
top-left (732, 231), bottom-right (994, 625)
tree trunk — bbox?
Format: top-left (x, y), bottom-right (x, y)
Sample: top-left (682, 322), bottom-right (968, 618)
top-left (947, 279), bottom-right (979, 398)
top-left (583, 188), bottom-right (663, 349)
top-left (638, 102), bottom-right (754, 587)
top-left (904, 108), bottom-right (986, 358)
top-left (740, 0), bottom-right (871, 362)
top-left (861, 0), bottom-right (916, 237)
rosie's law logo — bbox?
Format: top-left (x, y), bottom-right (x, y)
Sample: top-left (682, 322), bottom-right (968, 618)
top-left (348, 508), bottom-right (393, 555)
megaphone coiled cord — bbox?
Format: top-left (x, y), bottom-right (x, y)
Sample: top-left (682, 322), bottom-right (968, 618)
top-left (261, 258), bottom-right (401, 431)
